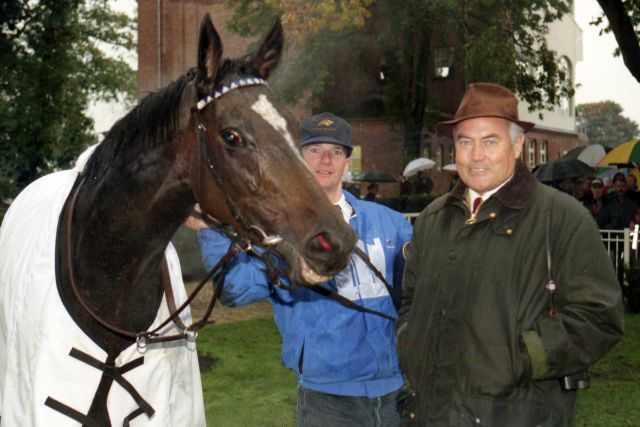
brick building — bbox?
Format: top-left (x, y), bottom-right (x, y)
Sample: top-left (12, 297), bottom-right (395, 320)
top-left (137, 0), bottom-right (586, 196)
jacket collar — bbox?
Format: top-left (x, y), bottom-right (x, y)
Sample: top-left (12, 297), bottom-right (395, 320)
top-left (449, 160), bottom-right (538, 210)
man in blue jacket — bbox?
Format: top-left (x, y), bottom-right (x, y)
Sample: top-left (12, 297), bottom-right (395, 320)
top-left (197, 112), bottom-right (412, 426)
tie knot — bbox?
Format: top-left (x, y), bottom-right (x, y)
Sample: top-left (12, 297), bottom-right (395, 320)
top-left (472, 197), bottom-right (483, 214)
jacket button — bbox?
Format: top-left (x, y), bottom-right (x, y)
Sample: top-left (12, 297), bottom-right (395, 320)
top-left (448, 251), bottom-right (456, 259)
top-left (489, 212), bottom-right (496, 218)
top-left (505, 228), bottom-right (513, 235)
top-left (440, 309), bottom-right (446, 316)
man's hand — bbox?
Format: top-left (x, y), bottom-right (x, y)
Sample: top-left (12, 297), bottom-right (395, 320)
top-left (184, 203), bottom-right (209, 230)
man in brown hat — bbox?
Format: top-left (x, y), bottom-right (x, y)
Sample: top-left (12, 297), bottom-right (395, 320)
top-left (397, 83), bottom-right (624, 426)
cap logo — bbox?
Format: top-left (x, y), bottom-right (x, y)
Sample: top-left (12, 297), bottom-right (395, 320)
top-left (317, 118), bottom-right (334, 127)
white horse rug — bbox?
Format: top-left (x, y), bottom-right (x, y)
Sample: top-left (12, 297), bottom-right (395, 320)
top-left (0, 165), bottom-right (205, 426)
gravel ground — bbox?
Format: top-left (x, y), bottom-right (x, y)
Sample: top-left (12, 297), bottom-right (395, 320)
top-left (184, 281), bottom-right (273, 324)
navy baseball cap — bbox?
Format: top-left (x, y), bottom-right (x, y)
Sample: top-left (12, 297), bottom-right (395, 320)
top-left (300, 112), bottom-right (352, 157)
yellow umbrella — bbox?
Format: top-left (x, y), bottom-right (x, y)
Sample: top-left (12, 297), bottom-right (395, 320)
top-left (598, 140), bottom-right (640, 166)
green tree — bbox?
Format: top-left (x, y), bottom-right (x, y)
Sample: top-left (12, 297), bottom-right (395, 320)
top-left (576, 101), bottom-right (639, 147)
top-left (224, 0), bottom-right (572, 159)
top-left (0, 0), bottom-right (136, 218)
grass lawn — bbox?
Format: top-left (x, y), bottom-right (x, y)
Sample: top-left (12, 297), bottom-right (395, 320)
top-left (198, 314), bottom-right (640, 426)
top-left (197, 319), bottom-right (297, 427)
top-left (575, 313), bottom-right (640, 426)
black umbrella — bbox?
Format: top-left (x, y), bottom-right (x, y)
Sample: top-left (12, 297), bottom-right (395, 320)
top-left (353, 170), bottom-right (397, 183)
top-left (532, 158), bottom-right (595, 183)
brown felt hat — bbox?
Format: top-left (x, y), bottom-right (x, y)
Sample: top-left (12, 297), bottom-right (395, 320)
top-left (436, 82), bottom-right (535, 138)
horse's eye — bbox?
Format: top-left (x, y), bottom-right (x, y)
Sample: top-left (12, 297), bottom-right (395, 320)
top-left (220, 130), bottom-right (244, 147)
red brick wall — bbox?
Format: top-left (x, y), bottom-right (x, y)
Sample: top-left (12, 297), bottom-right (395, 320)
top-left (138, 0), bottom-right (254, 97)
top-left (350, 120), bottom-right (404, 197)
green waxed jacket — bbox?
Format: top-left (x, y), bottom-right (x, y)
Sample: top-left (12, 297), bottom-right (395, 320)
top-left (398, 160), bottom-right (624, 426)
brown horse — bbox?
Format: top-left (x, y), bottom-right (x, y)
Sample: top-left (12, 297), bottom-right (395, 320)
top-left (0, 14), bottom-right (355, 426)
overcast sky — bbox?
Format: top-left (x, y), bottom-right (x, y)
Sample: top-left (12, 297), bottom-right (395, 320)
top-left (574, 0), bottom-right (640, 125)
top-left (91, 0), bottom-right (640, 133)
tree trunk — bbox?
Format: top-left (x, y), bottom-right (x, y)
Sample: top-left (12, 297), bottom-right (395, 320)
top-left (402, 25), bottom-right (432, 161)
top-left (596, 0), bottom-right (640, 83)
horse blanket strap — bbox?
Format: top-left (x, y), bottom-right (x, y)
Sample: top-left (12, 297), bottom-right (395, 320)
top-left (45, 348), bottom-right (155, 426)
top-left (44, 397), bottom-right (101, 427)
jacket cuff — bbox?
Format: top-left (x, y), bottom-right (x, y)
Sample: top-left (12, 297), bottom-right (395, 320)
top-left (520, 330), bottom-right (548, 380)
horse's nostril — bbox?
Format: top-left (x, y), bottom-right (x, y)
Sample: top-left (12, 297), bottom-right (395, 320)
top-left (316, 232), bottom-right (333, 251)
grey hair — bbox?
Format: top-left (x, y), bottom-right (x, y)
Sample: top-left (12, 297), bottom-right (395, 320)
top-left (508, 122), bottom-right (525, 144)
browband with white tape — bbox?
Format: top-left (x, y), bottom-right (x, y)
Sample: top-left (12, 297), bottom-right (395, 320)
top-left (196, 77), bottom-right (268, 110)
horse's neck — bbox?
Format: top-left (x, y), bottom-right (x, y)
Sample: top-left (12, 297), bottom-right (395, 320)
top-left (78, 146), bottom-right (192, 269)
top-left (63, 143), bottom-right (193, 343)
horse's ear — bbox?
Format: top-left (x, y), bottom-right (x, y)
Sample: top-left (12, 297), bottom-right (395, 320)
top-left (252, 19), bottom-right (283, 79)
top-left (197, 13), bottom-right (222, 87)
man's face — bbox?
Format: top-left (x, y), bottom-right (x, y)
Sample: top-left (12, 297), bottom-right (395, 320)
top-left (627, 175), bottom-right (637, 188)
top-left (614, 179), bottom-right (627, 196)
top-left (454, 117), bottom-right (524, 195)
top-left (301, 143), bottom-right (351, 196)
top-left (591, 185), bottom-right (604, 200)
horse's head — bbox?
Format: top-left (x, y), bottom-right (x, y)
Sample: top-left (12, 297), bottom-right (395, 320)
top-left (185, 14), bottom-right (356, 285)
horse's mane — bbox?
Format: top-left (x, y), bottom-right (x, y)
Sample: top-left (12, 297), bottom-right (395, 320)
top-left (82, 55), bottom-right (261, 180)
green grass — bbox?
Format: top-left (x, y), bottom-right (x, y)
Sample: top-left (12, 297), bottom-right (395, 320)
top-left (575, 313), bottom-right (640, 426)
top-left (198, 319), bottom-right (297, 427)
top-left (198, 315), bottom-right (640, 427)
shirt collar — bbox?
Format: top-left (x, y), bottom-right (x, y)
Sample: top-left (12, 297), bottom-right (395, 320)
top-left (468, 175), bottom-right (514, 205)
top-left (335, 193), bottom-right (353, 223)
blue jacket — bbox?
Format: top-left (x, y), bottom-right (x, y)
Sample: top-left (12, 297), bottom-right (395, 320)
top-left (197, 191), bottom-right (413, 398)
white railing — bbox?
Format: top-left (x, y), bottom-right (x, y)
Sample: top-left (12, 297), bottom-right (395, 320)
top-left (600, 227), bottom-right (640, 276)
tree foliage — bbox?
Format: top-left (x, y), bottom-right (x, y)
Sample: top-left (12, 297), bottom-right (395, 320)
top-left (594, 0), bottom-right (640, 83)
top-left (0, 0), bottom-right (136, 217)
top-left (576, 101), bottom-right (639, 147)
top-left (224, 0), bottom-right (573, 159)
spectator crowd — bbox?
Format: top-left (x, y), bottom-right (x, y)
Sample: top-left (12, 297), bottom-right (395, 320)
top-left (567, 171), bottom-right (640, 230)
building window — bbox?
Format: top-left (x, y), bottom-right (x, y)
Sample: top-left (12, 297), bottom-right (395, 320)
top-left (435, 146), bottom-right (443, 170)
top-left (540, 141), bottom-right (548, 164)
top-left (558, 56), bottom-right (572, 116)
top-left (349, 145), bottom-right (362, 177)
top-left (448, 145), bottom-right (455, 165)
top-left (434, 47), bottom-right (454, 79)
top-left (528, 139), bottom-right (536, 169)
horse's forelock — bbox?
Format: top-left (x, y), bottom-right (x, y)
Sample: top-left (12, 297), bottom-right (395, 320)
top-left (214, 57), bottom-right (261, 88)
